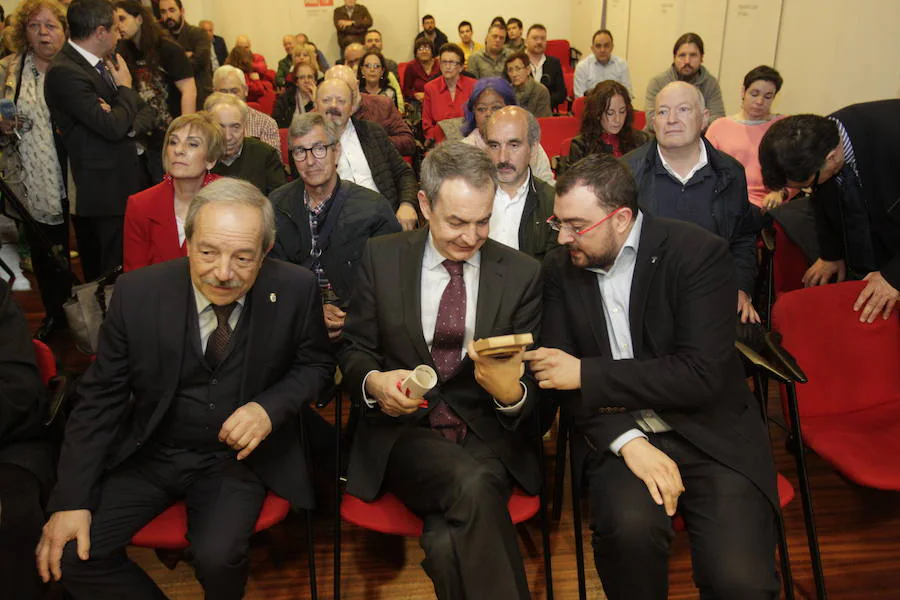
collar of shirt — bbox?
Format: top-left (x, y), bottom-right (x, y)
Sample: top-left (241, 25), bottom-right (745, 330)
top-left (192, 283), bottom-right (246, 320)
top-left (436, 76), bottom-right (464, 94)
top-left (304, 177), bottom-right (340, 217)
top-left (68, 40), bottom-right (104, 69)
top-left (423, 231), bottom-right (481, 273)
top-left (656, 139), bottom-right (708, 185)
top-left (828, 115), bottom-right (859, 178)
top-left (495, 170), bottom-right (531, 206)
top-left (220, 142), bottom-right (245, 167)
top-left (529, 53), bottom-right (546, 79)
top-left (593, 54), bottom-right (617, 68)
top-left (587, 210), bottom-right (644, 278)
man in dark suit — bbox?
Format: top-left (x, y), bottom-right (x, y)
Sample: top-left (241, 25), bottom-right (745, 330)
top-left (159, 0), bottom-right (212, 109)
top-left (525, 24), bottom-right (566, 109)
top-left (525, 155), bottom-right (780, 599)
top-left (340, 142), bottom-right (541, 599)
top-left (0, 280), bottom-right (55, 600)
top-left (198, 20), bottom-right (228, 70)
top-left (483, 107), bottom-right (557, 261)
top-left (44, 0), bottom-right (146, 281)
top-left (35, 178), bottom-right (335, 599)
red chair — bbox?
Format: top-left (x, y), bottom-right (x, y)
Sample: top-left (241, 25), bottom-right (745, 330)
top-left (397, 61), bottom-right (412, 89)
top-left (32, 339), bottom-right (56, 385)
top-left (632, 110), bottom-right (646, 131)
top-left (246, 101), bottom-right (262, 112)
top-left (546, 39), bottom-right (573, 71)
top-left (278, 128), bottom-right (290, 168)
top-left (537, 116), bottom-right (580, 165)
top-left (257, 86), bottom-right (276, 116)
top-left (773, 220), bottom-right (809, 299)
top-left (571, 95), bottom-right (586, 121)
top-left (563, 70), bottom-right (574, 100)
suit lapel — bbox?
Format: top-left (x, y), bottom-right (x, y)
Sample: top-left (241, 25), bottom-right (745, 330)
top-left (63, 43), bottom-right (116, 99)
top-left (241, 260), bottom-right (278, 401)
top-left (474, 240), bottom-right (504, 340)
top-left (156, 260), bottom-right (190, 405)
top-left (573, 264), bottom-right (613, 357)
top-left (628, 214), bottom-right (667, 358)
top-left (400, 229), bottom-right (434, 366)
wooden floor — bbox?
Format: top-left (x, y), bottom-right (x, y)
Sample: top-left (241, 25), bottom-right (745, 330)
top-left (9, 260), bottom-right (900, 599)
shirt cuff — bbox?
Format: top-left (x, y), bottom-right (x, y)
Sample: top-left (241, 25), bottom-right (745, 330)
top-left (609, 428), bottom-right (647, 456)
top-left (493, 382), bottom-right (527, 416)
top-left (362, 370), bottom-right (378, 408)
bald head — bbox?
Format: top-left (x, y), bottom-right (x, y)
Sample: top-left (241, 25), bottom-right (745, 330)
top-left (653, 81), bottom-right (709, 150)
top-left (316, 78), bottom-right (354, 132)
top-left (487, 106), bottom-right (541, 147)
top-left (324, 65), bottom-right (361, 110)
top-left (343, 43), bottom-right (365, 70)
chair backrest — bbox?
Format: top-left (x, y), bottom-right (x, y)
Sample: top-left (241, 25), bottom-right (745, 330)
top-left (632, 110), bottom-right (646, 131)
top-left (537, 116), bottom-right (580, 161)
top-left (546, 39), bottom-right (572, 70)
top-left (32, 339), bottom-right (56, 386)
top-left (572, 96), bottom-right (587, 121)
top-left (257, 85), bottom-right (276, 116)
top-left (247, 101), bottom-right (262, 112)
top-left (278, 128), bottom-right (290, 167)
top-left (773, 220), bottom-right (809, 298)
top-left (563, 70), bottom-right (574, 99)
top-left (772, 280), bottom-right (900, 418)
top-left (398, 61), bottom-right (412, 87)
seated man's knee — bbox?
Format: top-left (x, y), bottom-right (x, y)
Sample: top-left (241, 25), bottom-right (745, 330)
top-left (453, 463), bottom-right (505, 505)
top-left (191, 538), bottom-right (248, 577)
top-left (420, 516), bottom-right (454, 564)
top-left (590, 503), bottom-right (672, 554)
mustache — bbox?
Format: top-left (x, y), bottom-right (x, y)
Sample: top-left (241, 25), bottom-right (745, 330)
top-left (202, 277), bottom-right (242, 289)
top-left (325, 108), bottom-right (343, 117)
top-left (497, 162), bottom-right (515, 171)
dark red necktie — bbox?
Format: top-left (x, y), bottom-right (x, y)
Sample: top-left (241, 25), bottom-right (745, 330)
top-left (428, 260), bottom-right (468, 442)
top-left (205, 303), bottom-right (236, 367)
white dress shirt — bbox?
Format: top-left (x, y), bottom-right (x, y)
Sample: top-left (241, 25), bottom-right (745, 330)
top-left (337, 120), bottom-right (379, 193)
top-left (573, 54), bottom-right (633, 98)
top-left (657, 140), bottom-right (708, 185)
top-left (489, 173), bottom-right (531, 250)
top-left (529, 54), bottom-right (547, 84)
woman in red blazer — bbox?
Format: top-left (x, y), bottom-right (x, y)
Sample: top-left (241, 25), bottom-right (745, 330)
top-left (123, 112), bottom-right (224, 271)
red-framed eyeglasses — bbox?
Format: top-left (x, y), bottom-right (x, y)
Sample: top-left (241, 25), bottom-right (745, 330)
top-left (546, 206), bottom-right (625, 236)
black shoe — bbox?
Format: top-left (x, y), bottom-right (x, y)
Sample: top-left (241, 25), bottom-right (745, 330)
top-left (33, 316), bottom-right (65, 342)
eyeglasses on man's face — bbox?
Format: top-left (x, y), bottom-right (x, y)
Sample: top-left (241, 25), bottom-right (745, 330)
top-left (546, 206), bottom-right (624, 236)
top-left (291, 142), bottom-right (334, 162)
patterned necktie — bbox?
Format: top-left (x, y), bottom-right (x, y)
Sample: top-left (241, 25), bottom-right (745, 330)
top-left (428, 260), bottom-right (468, 442)
top-left (95, 60), bottom-right (117, 92)
top-left (205, 303), bottom-right (237, 367)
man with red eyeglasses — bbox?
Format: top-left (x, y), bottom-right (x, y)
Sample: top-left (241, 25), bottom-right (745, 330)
top-left (526, 153), bottom-right (780, 600)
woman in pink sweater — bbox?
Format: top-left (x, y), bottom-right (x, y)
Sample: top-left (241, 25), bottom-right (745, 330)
top-left (706, 65), bottom-right (784, 208)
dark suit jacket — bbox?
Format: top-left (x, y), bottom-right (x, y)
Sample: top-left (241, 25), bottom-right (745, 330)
top-left (357, 95), bottom-right (416, 157)
top-left (518, 173), bottom-right (558, 261)
top-left (47, 258), bottom-right (335, 512)
top-left (270, 178), bottom-right (401, 305)
top-left (340, 230), bottom-right (544, 501)
top-left (541, 214), bottom-right (777, 507)
top-left (172, 23), bottom-right (213, 109)
top-left (352, 117), bottom-right (417, 210)
top-left (211, 137), bottom-right (287, 195)
top-left (539, 55), bottom-right (567, 109)
top-left (45, 43), bottom-right (146, 217)
top-left (333, 4), bottom-right (373, 49)
top-left (212, 35), bottom-right (228, 67)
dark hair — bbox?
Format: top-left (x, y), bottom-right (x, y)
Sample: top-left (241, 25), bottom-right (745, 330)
top-left (743, 65), bottom-right (783, 93)
top-left (458, 21), bottom-right (472, 32)
top-left (366, 28), bottom-right (381, 38)
top-left (759, 115), bottom-right (839, 189)
top-left (557, 153), bottom-right (638, 215)
top-left (527, 23), bottom-right (547, 36)
top-left (114, 1), bottom-right (164, 73)
top-left (413, 37), bottom-right (435, 57)
top-left (673, 32), bottom-right (704, 55)
top-left (580, 80), bottom-right (643, 155)
top-left (461, 77), bottom-right (517, 136)
top-left (490, 16), bottom-right (506, 28)
top-left (357, 49), bottom-right (388, 92)
top-left (507, 18), bottom-right (523, 29)
top-left (504, 51), bottom-right (530, 79)
top-left (438, 43), bottom-right (465, 64)
top-left (420, 141), bottom-right (497, 206)
top-left (68, 0), bottom-right (114, 40)
top-left (422, 14), bottom-right (434, 24)
top-left (592, 29), bottom-right (613, 44)
top-left (225, 46), bottom-right (254, 74)
top-left (164, 0), bottom-right (184, 9)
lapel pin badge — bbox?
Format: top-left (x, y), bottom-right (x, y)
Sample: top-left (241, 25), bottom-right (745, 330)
top-left (650, 256), bottom-right (659, 264)
top-left (269, 292), bottom-right (277, 303)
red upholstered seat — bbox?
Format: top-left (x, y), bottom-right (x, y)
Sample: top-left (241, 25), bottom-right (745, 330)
top-left (131, 492), bottom-right (290, 549)
top-left (278, 128), bottom-right (290, 167)
top-left (340, 487), bottom-right (540, 538)
top-left (572, 95), bottom-right (586, 121)
top-left (546, 39), bottom-right (573, 71)
top-left (632, 110), bottom-right (646, 131)
top-left (32, 340), bottom-right (56, 386)
top-left (772, 220), bottom-right (809, 298)
top-left (772, 280), bottom-right (900, 489)
top-left (537, 116), bottom-right (580, 164)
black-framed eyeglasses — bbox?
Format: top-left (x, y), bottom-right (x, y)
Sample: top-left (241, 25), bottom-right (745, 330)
top-left (290, 142), bottom-right (334, 161)
top-left (546, 206), bottom-right (624, 236)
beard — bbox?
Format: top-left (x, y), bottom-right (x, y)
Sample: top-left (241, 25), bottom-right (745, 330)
top-left (163, 17), bottom-right (182, 31)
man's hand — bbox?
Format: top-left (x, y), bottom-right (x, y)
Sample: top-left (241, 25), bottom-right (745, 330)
top-left (619, 438), bottom-right (684, 516)
top-left (365, 370), bottom-right (421, 416)
top-left (468, 341), bottom-right (525, 406)
top-left (338, 19), bottom-right (354, 29)
top-left (395, 203), bottom-right (418, 231)
top-left (35, 510), bottom-right (92, 583)
top-left (413, 92), bottom-right (425, 102)
top-left (761, 189), bottom-right (787, 213)
top-left (106, 53), bottom-right (132, 88)
top-left (98, 98), bottom-right (111, 113)
top-left (249, 72), bottom-right (260, 81)
top-left (323, 304), bottom-right (346, 340)
top-left (737, 290), bottom-right (761, 324)
top-left (802, 258), bottom-right (846, 288)
top-left (523, 347), bottom-right (581, 390)
top-left (854, 271), bottom-right (899, 323)
top-left (219, 401), bottom-right (272, 460)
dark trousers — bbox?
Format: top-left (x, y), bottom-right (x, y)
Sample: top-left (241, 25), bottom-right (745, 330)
top-left (586, 432), bottom-right (779, 600)
top-left (23, 214), bottom-right (72, 320)
top-left (71, 214), bottom-right (123, 282)
top-left (60, 445), bottom-right (266, 600)
top-left (384, 427), bottom-right (530, 600)
top-left (0, 463), bottom-right (45, 600)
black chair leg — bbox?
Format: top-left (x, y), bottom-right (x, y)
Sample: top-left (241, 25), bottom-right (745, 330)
top-left (552, 420), bottom-right (568, 521)
top-left (569, 431), bottom-right (587, 600)
top-left (776, 511), bottom-right (795, 600)
top-left (334, 390), bottom-right (343, 600)
top-left (535, 415), bottom-right (554, 600)
top-left (306, 509), bottom-right (318, 599)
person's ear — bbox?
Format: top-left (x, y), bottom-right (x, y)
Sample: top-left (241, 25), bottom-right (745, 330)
top-left (417, 190), bottom-right (432, 222)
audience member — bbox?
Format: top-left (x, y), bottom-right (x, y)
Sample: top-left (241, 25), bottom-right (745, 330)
top-left (415, 14), bottom-right (448, 55)
top-left (525, 24), bottom-right (566, 109)
top-left (0, 279), bottom-right (55, 600)
top-left (325, 64), bottom-right (415, 157)
top-left (270, 112), bottom-right (400, 339)
top-left (568, 80), bottom-right (649, 162)
top-left (505, 51), bottom-right (552, 117)
top-left (296, 32), bottom-right (329, 73)
top-left (292, 42), bottom-right (323, 82)
top-left (504, 17), bottom-right (524, 52)
top-left (197, 19), bottom-right (226, 70)
top-left (158, 0), bottom-right (212, 109)
top-left (422, 43), bottom-right (476, 141)
top-left (468, 24), bottom-right (510, 79)
top-left (333, 0), bottom-right (372, 51)
top-left (315, 78), bottom-right (417, 228)
top-left (207, 93), bottom-right (286, 194)
top-left (123, 112), bottom-right (223, 271)
top-left (0, 0), bottom-right (71, 341)
top-left (45, 0), bottom-right (147, 281)
top-left (484, 106), bottom-right (557, 260)
top-left (341, 41), bottom-right (364, 71)
top-left (487, 16), bottom-right (507, 43)
top-left (759, 100), bottom-right (900, 323)
top-left (213, 64), bottom-right (281, 159)
top-left (363, 29), bottom-right (397, 78)
top-left (358, 49), bottom-right (401, 110)
top-left (456, 20), bottom-right (482, 68)
top-left (36, 177), bottom-right (335, 600)
top-left (273, 62), bottom-right (316, 128)
top-left (340, 141), bottom-right (541, 600)
top-left (527, 153), bottom-right (779, 600)
top-left (644, 32), bottom-right (724, 130)
top-left (573, 29), bottom-right (632, 98)
top-left (402, 37), bottom-right (439, 103)
top-left (115, 0), bottom-right (196, 183)
top-left (233, 35), bottom-right (268, 78)
top-left (225, 46), bottom-right (272, 104)
top-left (706, 65), bottom-right (785, 209)
top-left (624, 81), bottom-right (758, 323)
top-left (275, 34), bottom-right (296, 88)
top-left (461, 77), bottom-right (554, 183)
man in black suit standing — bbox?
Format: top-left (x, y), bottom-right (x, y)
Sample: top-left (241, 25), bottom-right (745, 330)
top-left (158, 0), bottom-right (212, 109)
top-left (35, 178), bottom-right (335, 600)
top-left (525, 24), bottom-right (566, 110)
top-left (340, 142), bottom-right (541, 599)
top-left (526, 155), bottom-right (780, 599)
top-left (44, 0), bottom-right (145, 281)
top-left (199, 19), bottom-right (228, 70)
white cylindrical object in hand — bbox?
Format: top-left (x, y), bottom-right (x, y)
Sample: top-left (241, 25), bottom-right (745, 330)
top-left (401, 365), bottom-right (438, 399)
